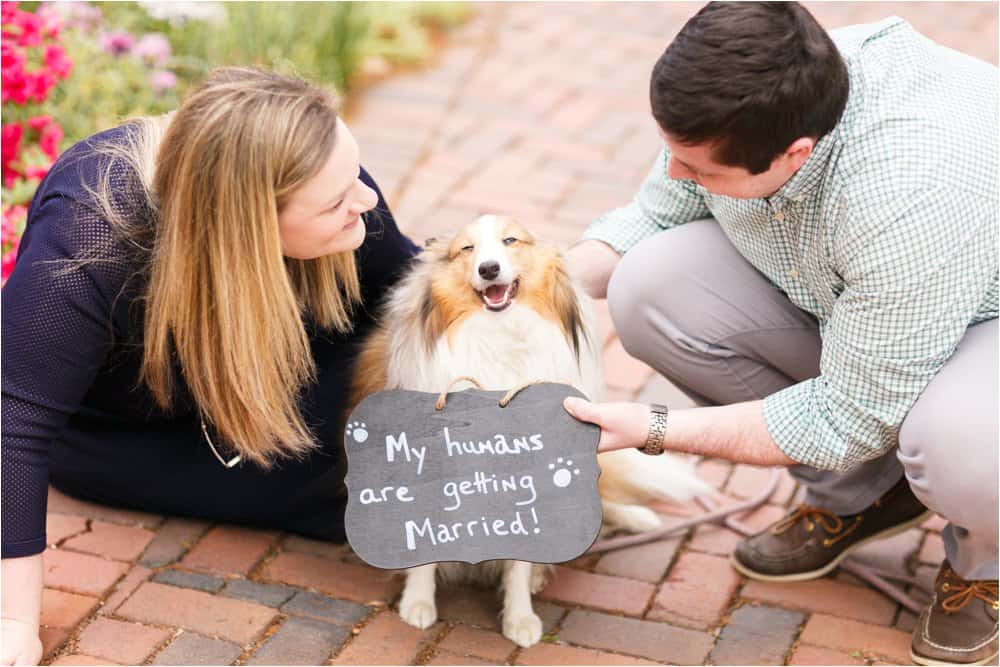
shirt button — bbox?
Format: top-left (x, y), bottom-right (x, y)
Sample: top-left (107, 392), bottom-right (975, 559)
top-left (773, 211), bottom-right (786, 222)
top-left (787, 268), bottom-right (799, 279)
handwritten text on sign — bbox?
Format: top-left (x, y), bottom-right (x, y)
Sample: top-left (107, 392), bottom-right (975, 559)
top-left (343, 383), bottom-right (602, 569)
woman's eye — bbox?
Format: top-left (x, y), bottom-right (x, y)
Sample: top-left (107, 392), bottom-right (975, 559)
top-left (461, 245), bottom-right (474, 252)
top-left (502, 237), bottom-right (517, 245)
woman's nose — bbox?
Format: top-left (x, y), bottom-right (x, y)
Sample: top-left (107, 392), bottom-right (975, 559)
top-left (352, 181), bottom-right (378, 214)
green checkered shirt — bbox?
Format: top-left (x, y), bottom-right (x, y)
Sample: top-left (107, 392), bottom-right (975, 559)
top-left (583, 17), bottom-right (999, 472)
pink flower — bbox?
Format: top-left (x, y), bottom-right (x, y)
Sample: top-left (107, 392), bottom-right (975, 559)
top-left (1, 2), bottom-right (19, 25)
top-left (38, 121), bottom-right (62, 160)
top-left (2, 249), bottom-right (18, 282)
top-left (23, 164), bottom-right (48, 180)
top-left (99, 30), bottom-right (134, 56)
top-left (26, 69), bottom-right (55, 102)
top-left (27, 114), bottom-right (53, 131)
top-left (1, 60), bottom-right (29, 104)
top-left (1, 41), bottom-right (23, 70)
top-left (135, 33), bottom-right (170, 66)
top-left (62, 2), bottom-right (101, 33)
top-left (14, 9), bottom-right (42, 47)
top-left (1, 122), bottom-right (23, 180)
top-left (150, 69), bottom-right (177, 95)
top-left (2, 203), bottom-right (26, 282)
top-left (36, 4), bottom-right (62, 38)
top-left (43, 43), bottom-right (71, 78)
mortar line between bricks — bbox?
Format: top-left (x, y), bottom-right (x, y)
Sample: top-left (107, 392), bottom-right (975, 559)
top-left (323, 602), bottom-right (388, 664)
top-left (138, 626), bottom-right (180, 666)
top-left (414, 620), bottom-right (453, 665)
top-left (416, 620), bottom-right (457, 666)
top-left (780, 612), bottom-right (812, 667)
top-left (246, 540), bottom-right (283, 582)
top-left (233, 612), bottom-right (286, 666)
top-left (43, 549), bottom-right (142, 659)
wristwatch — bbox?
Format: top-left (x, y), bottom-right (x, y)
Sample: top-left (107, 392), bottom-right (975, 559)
top-left (639, 403), bottom-right (669, 455)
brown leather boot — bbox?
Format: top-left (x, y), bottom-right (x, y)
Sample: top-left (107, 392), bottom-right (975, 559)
top-left (731, 476), bottom-right (931, 581)
top-left (911, 561), bottom-right (998, 665)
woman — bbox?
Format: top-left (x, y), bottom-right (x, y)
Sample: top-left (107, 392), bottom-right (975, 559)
top-left (1, 67), bottom-right (420, 665)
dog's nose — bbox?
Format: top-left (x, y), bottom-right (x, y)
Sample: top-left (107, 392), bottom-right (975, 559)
top-left (478, 260), bottom-right (500, 280)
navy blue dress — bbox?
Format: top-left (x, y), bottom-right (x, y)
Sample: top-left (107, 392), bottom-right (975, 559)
top-left (1, 124), bottom-right (420, 558)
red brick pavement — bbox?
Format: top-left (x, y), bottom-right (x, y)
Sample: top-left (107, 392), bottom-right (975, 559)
top-left (30, 3), bottom-right (997, 665)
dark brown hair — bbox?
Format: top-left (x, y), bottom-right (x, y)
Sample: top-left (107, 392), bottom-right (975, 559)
top-left (650, 2), bottom-right (849, 174)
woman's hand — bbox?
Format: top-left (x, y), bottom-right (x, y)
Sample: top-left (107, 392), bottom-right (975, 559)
top-left (1, 619), bottom-right (42, 666)
top-left (563, 397), bottom-right (651, 452)
top-left (2, 553), bottom-right (43, 666)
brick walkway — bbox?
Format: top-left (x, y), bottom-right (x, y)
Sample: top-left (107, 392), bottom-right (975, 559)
top-left (36, 3), bottom-right (997, 665)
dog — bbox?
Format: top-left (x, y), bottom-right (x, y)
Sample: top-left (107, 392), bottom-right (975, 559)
top-left (349, 214), bottom-right (709, 647)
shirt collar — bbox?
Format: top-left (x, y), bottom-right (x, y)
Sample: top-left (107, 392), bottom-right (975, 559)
top-left (768, 126), bottom-right (840, 204)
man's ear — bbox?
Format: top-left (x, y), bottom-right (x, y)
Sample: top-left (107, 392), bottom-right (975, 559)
top-left (785, 137), bottom-right (815, 170)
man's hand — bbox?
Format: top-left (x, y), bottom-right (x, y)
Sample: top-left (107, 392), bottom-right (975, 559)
top-left (564, 397), bottom-right (797, 467)
top-left (563, 397), bottom-right (650, 452)
top-left (1, 619), bottom-right (42, 666)
top-left (565, 240), bottom-right (621, 299)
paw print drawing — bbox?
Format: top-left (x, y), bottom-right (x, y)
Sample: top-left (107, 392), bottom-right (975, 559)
top-left (548, 457), bottom-right (580, 488)
top-left (345, 421), bottom-right (368, 444)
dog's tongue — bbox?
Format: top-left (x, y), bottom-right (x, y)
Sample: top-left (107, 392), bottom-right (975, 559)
top-left (484, 284), bottom-right (507, 303)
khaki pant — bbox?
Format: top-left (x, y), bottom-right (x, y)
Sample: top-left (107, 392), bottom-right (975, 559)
top-left (607, 219), bottom-right (999, 579)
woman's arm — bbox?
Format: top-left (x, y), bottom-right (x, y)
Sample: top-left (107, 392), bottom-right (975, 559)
top-left (2, 187), bottom-right (129, 664)
top-left (1, 554), bottom-right (43, 666)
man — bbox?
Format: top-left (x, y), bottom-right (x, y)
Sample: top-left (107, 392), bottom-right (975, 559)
top-left (564, 3), bottom-right (998, 665)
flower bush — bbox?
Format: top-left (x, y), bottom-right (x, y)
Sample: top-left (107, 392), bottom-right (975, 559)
top-left (1, 1), bottom-right (183, 283)
top-left (2, 1), bottom-right (73, 283)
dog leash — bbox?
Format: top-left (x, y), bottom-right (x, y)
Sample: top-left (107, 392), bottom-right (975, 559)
top-left (589, 466), bottom-right (929, 613)
top-left (434, 376), bottom-right (930, 613)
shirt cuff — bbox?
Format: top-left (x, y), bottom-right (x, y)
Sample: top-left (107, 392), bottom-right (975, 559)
top-left (762, 380), bottom-right (851, 472)
top-left (1, 535), bottom-right (47, 559)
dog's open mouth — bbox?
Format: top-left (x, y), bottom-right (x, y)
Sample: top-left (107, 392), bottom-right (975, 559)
top-left (478, 279), bottom-right (520, 312)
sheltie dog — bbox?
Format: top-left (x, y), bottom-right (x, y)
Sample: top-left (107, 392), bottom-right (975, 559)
top-left (349, 215), bottom-right (709, 647)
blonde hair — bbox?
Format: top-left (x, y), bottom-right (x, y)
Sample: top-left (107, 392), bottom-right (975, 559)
top-left (92, 67), bottom-right (361, 467)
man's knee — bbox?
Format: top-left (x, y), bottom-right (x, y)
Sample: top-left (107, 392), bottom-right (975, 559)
top-left (898, 379), bottom-right (998, 533)
top-left (606, 221), bottom-right (715, 357)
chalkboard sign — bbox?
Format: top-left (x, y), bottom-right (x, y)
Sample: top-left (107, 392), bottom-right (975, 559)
top-left (343, 383), bottom-right (602, 569)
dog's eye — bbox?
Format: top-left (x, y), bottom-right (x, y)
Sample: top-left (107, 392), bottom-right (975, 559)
top-left (502, 237), bottom-right (517, 245)
top-left (461, 245), bottom-right (474, 252)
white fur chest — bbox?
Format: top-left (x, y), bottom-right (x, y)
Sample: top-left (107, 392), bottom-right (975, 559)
top-left (389, 302), bottom-right (603, 400)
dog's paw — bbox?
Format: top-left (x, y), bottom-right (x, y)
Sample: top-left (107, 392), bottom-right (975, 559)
top-left (399, 598), bottom-right (437, 629)
top-left (529, 568), bottom-right (549, 594)
top-left (614, 505), bottom-right (663, 533)
top-left (503, 612), bottom-right (543, 648)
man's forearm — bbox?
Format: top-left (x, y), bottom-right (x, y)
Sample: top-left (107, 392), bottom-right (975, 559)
top-left (665, 401), bottom-right (796, 466)
top-left (565, 239), bottom-right (621, 299)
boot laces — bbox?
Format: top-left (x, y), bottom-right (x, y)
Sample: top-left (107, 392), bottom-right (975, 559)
top-left (940, 572), bottom-right (999, 614)
top-left (771, 504), bottom-right (862, 547)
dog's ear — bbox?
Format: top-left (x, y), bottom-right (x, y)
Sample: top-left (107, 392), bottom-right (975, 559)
top-left (548, 254), bottom-right (589, 362)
